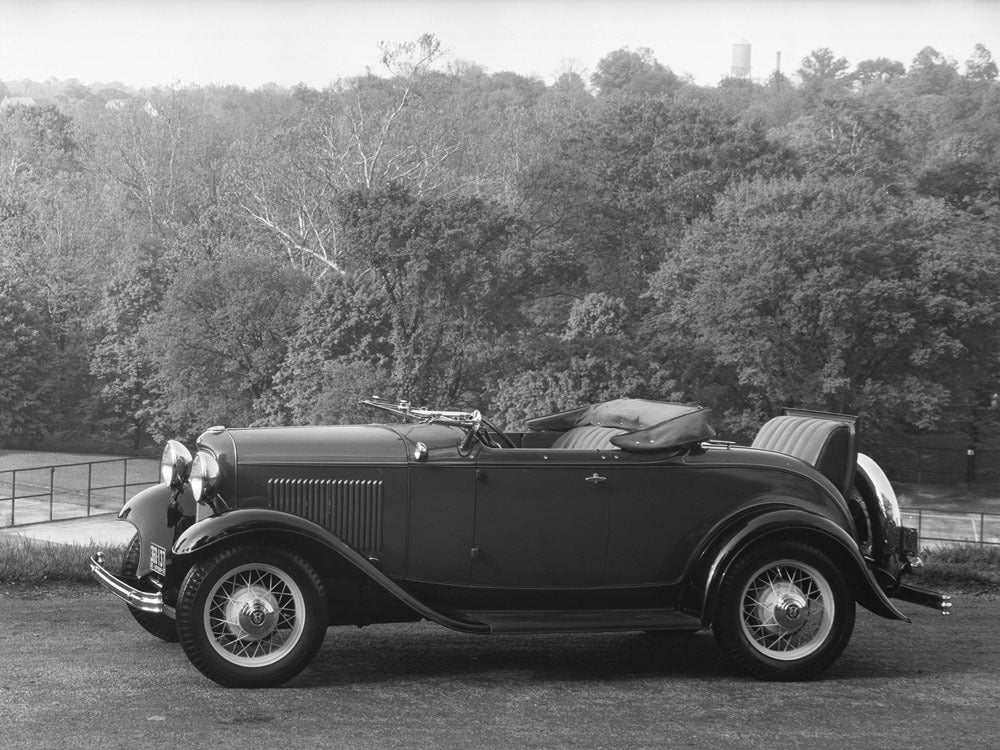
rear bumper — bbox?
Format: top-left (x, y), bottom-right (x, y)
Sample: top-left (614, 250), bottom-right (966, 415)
top-left (892, 581), bottom-right (952, 615)
top-left (89, 552), bottom-right (173, 617)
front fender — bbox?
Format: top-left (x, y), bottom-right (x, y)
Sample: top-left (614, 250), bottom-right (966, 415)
top-left (173, 507), bottom-right (363, 558)
top-left (116, 483), bottom-right (196, 578)
top-left (172, 509), bottom-right (491, 634)
top-left (697, 508), bottom-right (909, 627)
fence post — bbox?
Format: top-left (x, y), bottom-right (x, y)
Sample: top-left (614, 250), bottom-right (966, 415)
top-left (122, 459), bottom-right (128, 506)
top-left (10, 471), bottom-right (15, 526)
top-left (49, 466), bottom-right (56, 521)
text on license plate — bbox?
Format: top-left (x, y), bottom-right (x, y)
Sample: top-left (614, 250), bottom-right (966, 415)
top-left (150, 543), bottom-right (166, 575)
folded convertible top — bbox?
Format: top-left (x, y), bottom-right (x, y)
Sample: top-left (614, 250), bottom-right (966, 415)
top-left (526, 398), bottom-right (715, 452)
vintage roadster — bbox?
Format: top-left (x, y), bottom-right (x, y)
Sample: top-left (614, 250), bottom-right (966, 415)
top-left (90, 398), bottom-right (949, 687)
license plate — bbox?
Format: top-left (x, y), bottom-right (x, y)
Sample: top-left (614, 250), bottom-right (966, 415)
top-left (150, 543), bottom-right (166, 575)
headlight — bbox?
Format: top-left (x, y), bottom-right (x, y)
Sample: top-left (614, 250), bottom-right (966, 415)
top-left (190, 451), bottom-right (220, 503)
top-left (160, 440), bottom-right (192, 488)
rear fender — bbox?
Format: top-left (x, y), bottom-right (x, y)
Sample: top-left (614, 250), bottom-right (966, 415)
top-left (694, 508), bottom-right (909, 627)
top-left (116, 483), bottom-right (196, 578)
top-left (171, 509), bottom-right (490, 634)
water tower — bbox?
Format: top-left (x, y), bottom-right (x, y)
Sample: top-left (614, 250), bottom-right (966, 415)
top-left (731, 39), bottom-right (752, 78)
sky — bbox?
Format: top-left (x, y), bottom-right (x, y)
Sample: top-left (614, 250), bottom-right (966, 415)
top-left (1, 0), bottom-right (999, 89)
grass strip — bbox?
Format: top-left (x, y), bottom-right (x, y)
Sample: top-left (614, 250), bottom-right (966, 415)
top-left (0, 536), bottom-right (126, 586)
top-left (918, 544), bottom-right (1000, 593)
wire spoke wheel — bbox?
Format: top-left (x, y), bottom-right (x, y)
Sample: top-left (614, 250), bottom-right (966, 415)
top-left (205, 563), bottom-right (306, 667)
top-left (713, 541), bottom-right (855, 681)
top-left (177, 545), bottom-right (327, 688)
top-left (740, 559), bottom-right (834, 660)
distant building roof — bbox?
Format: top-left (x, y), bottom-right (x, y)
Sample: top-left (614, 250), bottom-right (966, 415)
top-left (104, 98), bottom-right (159, 117)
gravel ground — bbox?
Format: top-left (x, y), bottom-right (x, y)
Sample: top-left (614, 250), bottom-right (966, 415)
top-left (0, 587), bottom-right (997, 750)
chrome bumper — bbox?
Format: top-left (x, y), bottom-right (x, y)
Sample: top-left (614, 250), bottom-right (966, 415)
top-left (893, 581), bottom-right (953, 615)
top-left (89, 552), bottom-right (173, 617)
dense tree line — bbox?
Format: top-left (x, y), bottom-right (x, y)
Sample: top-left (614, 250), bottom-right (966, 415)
top-left (1, 36), bottom-right (999, 460)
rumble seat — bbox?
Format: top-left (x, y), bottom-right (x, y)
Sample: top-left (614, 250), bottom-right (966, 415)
top-left (752, 415), bottom-right (854, 496)
top-left (551, 425), bottom-right (627, 451)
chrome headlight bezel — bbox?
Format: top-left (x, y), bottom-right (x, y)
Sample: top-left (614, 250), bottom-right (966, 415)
top-left (189, 451), bottom-right (220, 504)
top-left (160, 440), bottom-right (192, 489)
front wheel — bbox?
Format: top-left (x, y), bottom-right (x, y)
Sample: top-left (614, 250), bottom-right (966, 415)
top-left (712, 541), bottom-right (855, 681)
top-left (175, 545), bottom-right (327, 688)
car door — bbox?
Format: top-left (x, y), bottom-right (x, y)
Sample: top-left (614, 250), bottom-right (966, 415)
top-left (603, 453), bottom-right (744, 586)
top-left (470, 447), bottom-right (612, 587)
top-left (402, 426), bottom-right (477, 586)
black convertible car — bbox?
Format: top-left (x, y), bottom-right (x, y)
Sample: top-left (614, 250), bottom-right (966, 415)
top-left (90, 398), bottom-right (949, 687)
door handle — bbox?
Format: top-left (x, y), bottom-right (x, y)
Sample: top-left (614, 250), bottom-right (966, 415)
top-left (585, 473), bottom-right (607, 484)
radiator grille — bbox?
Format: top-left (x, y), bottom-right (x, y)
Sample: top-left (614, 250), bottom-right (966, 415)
top-left (267, 478), bottom-right (383, 552)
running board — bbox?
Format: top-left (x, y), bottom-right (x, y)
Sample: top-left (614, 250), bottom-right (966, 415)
top-left (460, 608), bottom-right (701, 634)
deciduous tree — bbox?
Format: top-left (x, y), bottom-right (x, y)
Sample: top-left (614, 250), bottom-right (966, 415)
top-left (647, 175), bottom-right (1000, 440)
top-left (336, 184), bottom-right (535, 404)
top-left (141, 249), bottom-right (311, 438)
top-left (0, 277), bottom-right (55, 444)
top-left (591, 48), bottom-right (682, 98)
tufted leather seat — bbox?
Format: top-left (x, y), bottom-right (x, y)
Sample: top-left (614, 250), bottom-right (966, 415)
top-left (551, 425), bottom-right (627, 451)
top-left (752, 415), bottom-right (855, 495)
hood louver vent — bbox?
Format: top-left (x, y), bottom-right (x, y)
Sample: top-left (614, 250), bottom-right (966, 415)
top-left (267, 478), bottom-right (383, 552)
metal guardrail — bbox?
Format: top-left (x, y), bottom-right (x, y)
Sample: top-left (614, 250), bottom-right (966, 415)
top-left (901, 507), bottom-right (1000, 548)
top-left (0, 458), bottom-right (158, 528)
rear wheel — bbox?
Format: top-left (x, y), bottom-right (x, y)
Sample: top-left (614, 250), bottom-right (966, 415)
top-left (175, 545), bottom-right (327, 688)
top-left (121, 533), bottom-right (178, 642)
top-left (713, 541), bottom-right (855, 681)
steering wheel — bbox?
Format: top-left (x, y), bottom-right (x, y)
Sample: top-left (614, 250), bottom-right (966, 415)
top-left (479, 416), bottom-right (516, 449)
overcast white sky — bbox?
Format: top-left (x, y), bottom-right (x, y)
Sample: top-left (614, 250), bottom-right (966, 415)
top-left (2, 0), bottom-right (999, 89)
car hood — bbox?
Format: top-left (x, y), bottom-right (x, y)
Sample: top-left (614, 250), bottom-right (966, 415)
top-left (210, 424), bottom-right (411, 466)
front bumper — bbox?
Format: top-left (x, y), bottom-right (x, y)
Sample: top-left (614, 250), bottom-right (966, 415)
top-left (89, 552), bottom-right (174, 617)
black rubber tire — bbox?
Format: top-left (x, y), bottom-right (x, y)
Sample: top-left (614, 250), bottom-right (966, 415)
top-left (121, 533), bottom-right (179, 643)
top-left (712, 541), bottom-right (855, 681)
top-left (175, 545), bottom-right (327, 688)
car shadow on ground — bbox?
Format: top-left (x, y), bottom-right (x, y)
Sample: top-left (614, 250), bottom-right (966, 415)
top-left (290, 604), bottom-right (970, 689)
top-left (296, 626), bottom-right (732, 687)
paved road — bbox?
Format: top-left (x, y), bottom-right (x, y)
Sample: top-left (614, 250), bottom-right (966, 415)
top-left (0, 513), bottom-right (135, 546)
top-left (0, 587), bottom-right (995, 750)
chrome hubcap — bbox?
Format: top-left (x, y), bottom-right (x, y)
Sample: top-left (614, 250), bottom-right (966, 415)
top-left (227, 586), bottom-right (279, 640)
top-left (757, 582), bottom-right (809, 634)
